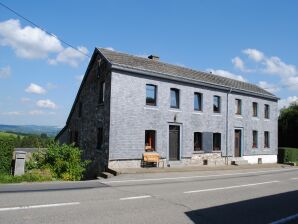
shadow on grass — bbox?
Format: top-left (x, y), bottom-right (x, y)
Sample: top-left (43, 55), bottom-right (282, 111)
top-left (185, 190), bottom-right (298, 224)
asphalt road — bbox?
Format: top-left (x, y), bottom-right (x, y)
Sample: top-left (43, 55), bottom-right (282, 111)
top-left (0, 167), bottom-right (298, 224)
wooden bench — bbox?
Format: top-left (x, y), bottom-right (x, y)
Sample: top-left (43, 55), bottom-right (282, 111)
top-left (142, 152), bottom-right (164, 168)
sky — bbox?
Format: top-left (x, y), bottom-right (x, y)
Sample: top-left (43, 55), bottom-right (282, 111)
top-left (0, 0), bottom-right (297, 127)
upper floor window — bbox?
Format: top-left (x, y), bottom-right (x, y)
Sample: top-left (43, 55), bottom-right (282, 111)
top-left (253, 102), bottom-right (258, 117)
top-left (264, 104), bottom-right (270, 119)
top-left (264, 131), bottom-right (270, 148)
top-left (145, 130), bottom-right (156, 151)
top-left (74, 131), bottom-right (79, 147)
top-left (252, 130), bottom-right (258, 148)
top-left (213, 96), bottom-right (221, 113)
top-left (194, 132), bottom-right (202, 151)
top-left (99, 81), bottom-right (105, 103)
top-left (194, 93), bottom-right (202, 111)
top-left (170, 88), bottom-right (180, 109)
top-left (235, 99), bottom-right (242, 115)
top-left (146, 84), bottom-right (157, 106)
top-left (213, 133), bottom-right (221, 151)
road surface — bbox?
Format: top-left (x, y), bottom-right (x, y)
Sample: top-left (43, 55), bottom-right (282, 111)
top-left (0, 167), bottom-right (298, 224)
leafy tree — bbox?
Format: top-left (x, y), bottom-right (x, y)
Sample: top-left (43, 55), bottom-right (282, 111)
top-left (0, 137), bottom-right (15, 174)
top-left (278, 102), bottom-right (298, 147)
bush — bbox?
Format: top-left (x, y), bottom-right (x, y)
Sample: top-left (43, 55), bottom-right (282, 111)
top-left (26, 142), bottom-right (89, 181)
top-left (0, 137), bottom-right (15, 174)
top-left (278, 147), bottom-right (298, 164)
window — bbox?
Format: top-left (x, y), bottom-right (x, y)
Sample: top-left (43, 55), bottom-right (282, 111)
top-left (252, 130), bottom-right (258, 148)
top-left (99, 81), bottom-right (105, 103)
top-left (264, 131), bottom-right (270, 148)
top-left (213, 133), bottom-right (221, 151)
top-left (78, 102), bottom-right (82, 118)
top-left (96, 128), bottom-right (103, 149)
top-left (213, 96), bottom-right (221, 113)
top-left (194, 132), bottom-right (202, 151)
top-left (194, 93), bottom-right (202, 111)
top-left (146, 84), bottom-right (157, 106)
top-left (264, 104), bottom-right (270, 119)
top-left (145, 130), bottom-right (156, 151)
top-left (253, 102), bottom-right (258, 117)
top-left (170, 88), bottom-right (179, 108)
top-left (235, 99), bottom-right (242, 115)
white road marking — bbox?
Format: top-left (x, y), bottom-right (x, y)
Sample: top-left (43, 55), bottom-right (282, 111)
top-left (270, 213), bottom-right (298, 224)
top-left (102, 168), bottom-right (297, 184)
top-left (0, 202), bottom-right (80, 212)
top-left (184, 180), bottom-right (280, 194)
top-left (291, 177), bottom-right (298, 180)
top-left (120, 195), bottom-right (151, 200)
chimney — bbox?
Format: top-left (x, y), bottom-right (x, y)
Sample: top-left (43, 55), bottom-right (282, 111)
top-left (148, 55), bottom-right (159, 61)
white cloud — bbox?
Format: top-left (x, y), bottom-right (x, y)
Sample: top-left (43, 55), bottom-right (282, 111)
top-left (28, 110), bottom-right (44, 115)
top-left (283, 76), bottom-right (298, 91)
top-left (36, 99), bottom-right (57, 109)
top-left (257, 81), bottom-right (280, 94)
top-left (25, 83), bottom-right (46, 94)
top-left (206, 69), bottom-right (247, 82)
top-left (263, 56), bottom-right (297, 77)
top-left (0, 19), bottom-right (62, 59)
top-left (278, 96), bottom-right (298, 110)
top-left (48, 46), bottom-right (89, 67)
top-left (243, 48), bottom-right (264, 62)
top-left (0, 65), bottom-right (11, 78)
top-left (232, 57), bottom-right (246, 71)
top-left (104, 47), bottom-right (115, 51)
top-left (1, 111), bottom-right (22, 116)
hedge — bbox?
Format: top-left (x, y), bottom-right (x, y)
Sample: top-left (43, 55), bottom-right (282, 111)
top-left (0, 137), bottom-right (15, 174)
top-left (278, 147), bottom-right (298, 164)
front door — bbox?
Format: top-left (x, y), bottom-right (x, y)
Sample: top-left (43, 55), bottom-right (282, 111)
top-left (234, 129), bottom-right (242, 157)
top-left (169, 125), bottom-right (180, 161)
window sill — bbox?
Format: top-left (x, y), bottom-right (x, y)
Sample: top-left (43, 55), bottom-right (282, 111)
top-left (264, 118), bottom-right (270, 121)
top-left (212, 150), bottom-right (221, 153)
top-left (192, 111), bottom-right (203, 115)
top-left (193, 151), bottom-right (204, 154)
top-left (212, 113), bottom-right (222, 116)
top-left (169, 108), bottom-right (182, 112)
top-left (235, 115), bottom-right (243, 118)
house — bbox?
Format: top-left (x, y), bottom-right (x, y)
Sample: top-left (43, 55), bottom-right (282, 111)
top-left (56, 48), bottom-right (278, 176)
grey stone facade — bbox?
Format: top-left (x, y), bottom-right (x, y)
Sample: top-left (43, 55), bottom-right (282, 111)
top-left (57, 48), bottom-right (278, 175)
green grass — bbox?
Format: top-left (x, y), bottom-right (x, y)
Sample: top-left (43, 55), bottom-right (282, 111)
top-left (0, 131), bottom-right (18, 138)
top-left (0, 169), bottom-right (53, 184)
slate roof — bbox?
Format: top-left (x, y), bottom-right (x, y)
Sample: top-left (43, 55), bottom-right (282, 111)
top-left (98, 48), bottom-right (277, 99)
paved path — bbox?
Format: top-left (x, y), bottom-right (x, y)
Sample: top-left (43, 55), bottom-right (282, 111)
top-left (0, 166), bottom-right (298, 224)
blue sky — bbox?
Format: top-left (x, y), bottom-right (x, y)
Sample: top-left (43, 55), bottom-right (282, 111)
top-left (0, 0), bottom-right (297, 126)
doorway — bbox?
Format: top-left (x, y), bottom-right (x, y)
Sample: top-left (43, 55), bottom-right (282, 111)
top-left (234, 129), bottom-right (242, 157)
top-left (169, 125), bottom-right (180, 161)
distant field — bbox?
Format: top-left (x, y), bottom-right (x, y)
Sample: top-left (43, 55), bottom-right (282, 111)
top-left (0, 131), bottom-right (22, 138)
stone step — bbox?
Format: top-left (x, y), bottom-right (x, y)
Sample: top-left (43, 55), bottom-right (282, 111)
top-left (98, 172), bottom-right (114, 179)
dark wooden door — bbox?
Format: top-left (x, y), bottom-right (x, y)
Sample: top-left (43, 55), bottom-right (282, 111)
top-left (169, 125), bottom-right (180, 161)
top-left (234, 130), bottom-right (241, 157)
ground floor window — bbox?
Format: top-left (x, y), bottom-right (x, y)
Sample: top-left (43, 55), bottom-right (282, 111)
top-left (264, 131), bottom-right (270, 148)
top-left (194, 132), bottom-right (202, 151)
top-left (145, 130), bottom-right (156, 151)
top-left (253, 130), bottom-right (258, 148)
top-left (213, 133), bottom-right (221, 151)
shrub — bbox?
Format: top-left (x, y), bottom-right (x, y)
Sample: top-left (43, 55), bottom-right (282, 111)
top-left (0, 137), bottom-right (15, 174)
top-left (278, 147), bottom-right (298, 164)
top-left (0, 170), bottom-right (52, 183)
top-left (26, 142), bottom-right (89, 181)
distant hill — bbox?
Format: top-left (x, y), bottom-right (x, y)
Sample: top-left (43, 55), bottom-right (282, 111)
top-left (0, 124), bottom-right (61, 137)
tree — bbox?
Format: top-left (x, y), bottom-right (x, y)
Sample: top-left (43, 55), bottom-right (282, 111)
top-left (278, 102), bottom-right (298, 147)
